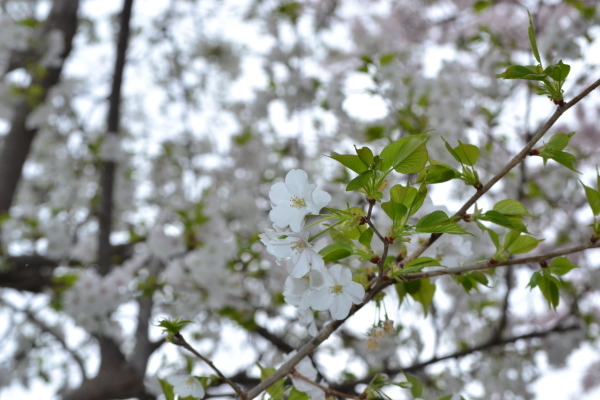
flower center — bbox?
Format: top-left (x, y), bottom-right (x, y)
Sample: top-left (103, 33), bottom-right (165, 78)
top-left (291, 240), bottom-right (306, 253)
top-left (301, 275), bottom-right (310, 287)
top-left (290, 195), bottom-right (306, 208)
top-left (329, 284), bottom-right (343, 295)
top-left (185, 377), bottom-right (196, 385)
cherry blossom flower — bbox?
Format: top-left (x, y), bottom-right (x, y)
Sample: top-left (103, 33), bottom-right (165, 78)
top-left (269, 169), bottom-right (331, 232)
top-left (260, 229), bottom-right (324, 277)
top-left (297, 307), bottom-right (318, 337)
top-left (285, 351), bottom-right (326, 399)
top-left (165, 375), bottom-right (205, 399)
top-left (310, 264), bottom-right (365, 320)
top-left (283, 269), bottom-right (327, 309)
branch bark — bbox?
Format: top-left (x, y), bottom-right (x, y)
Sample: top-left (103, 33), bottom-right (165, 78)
top-left (0, 0), bottom-right (80, 217)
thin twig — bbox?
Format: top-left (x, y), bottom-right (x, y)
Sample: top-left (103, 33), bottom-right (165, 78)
top-left (291, 370), bottom-right (361, 400)
top-left (364, 198), bottom-right (389, 282)
top-left (173, 333), bottom-right (247, 399)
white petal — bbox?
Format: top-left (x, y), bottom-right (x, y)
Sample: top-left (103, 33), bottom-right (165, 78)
top-left (309, 288), bottom-right (333, 311)
top-left (285, 169), bottom-right (309, 195)
top-left (344, 281), bottom-right (365, 303)
top-left (330, 294), bottom-right (352, 320)
top-left (288, 210), bottom-right (307, 232)
top-left (339, 266), bottom-right (353, 283)
top-left (269, 182), bottom-right (290, 205)
top-left (311, 189), bottom-right (331, 210)
top-left (328, 264), bottom-right (343, 283)
top-left (270, 206), bottom-right (293, 228)
top-left (307, 269), bottom-right (325, 290)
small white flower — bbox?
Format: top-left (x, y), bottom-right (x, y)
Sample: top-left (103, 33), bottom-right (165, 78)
top-left (165, 375), bottom-right (205, 399)
top-left (297, 307), bottom-right (318, 336)
top-left (260, 229), bottom-right (324, 277)
top-left (283, 269), bottom-right (327, 309)
top-left (269, 169), bottom-right (331, 232)
top-left (310, 265), bottom-right (365, 320)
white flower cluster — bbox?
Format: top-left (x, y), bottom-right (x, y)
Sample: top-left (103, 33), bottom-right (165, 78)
top-left (62, 257), bottom-right (141, 337)
top-left (260, 170), bottom-right (365, 336)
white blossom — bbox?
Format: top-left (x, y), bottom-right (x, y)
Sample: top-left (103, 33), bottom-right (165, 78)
top-left (269, 169), bottom-right (331, 232)
top-left (260, 228), bottom-right (324, 277)
top-left (283, 269), bottom-right (327, 309)
top-left (310, 265), bottom-right (365, 320)
top-left (297, 307), bottom-right (318, 337)
top-left (165, 375), bottom-right (205, 399)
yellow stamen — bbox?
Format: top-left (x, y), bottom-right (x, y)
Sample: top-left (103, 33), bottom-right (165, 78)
top-left (290, 195), bottom-right (306, 208)
top-left (291, 240), bottom-right (306, 253)
top-left (329, 284), bottom-right (343, 295)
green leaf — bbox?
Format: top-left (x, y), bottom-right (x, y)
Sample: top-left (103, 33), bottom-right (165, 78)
top-left (390, 184), bottom-right (417, 207)
top-left (473, 0), bottom-right (492, 12)
top-left (412, 278), bottom-right (436, 316)
top-left (381, 201), bottom-right (408, 221)
top-left (418, 163), bottom-right (457, 184)
top-left (476, 221), bottom-right (500, 250)
top-left (538, 274), bottom-right (561, 309)
top-left (453, 141), bottom-right (480, 166)
top-left (549, 257), bottom-right (579, 276)
top-left (396, 257), bottom-right (442, 274)
top-left (404, 372), bottom-right (423, 398)
top-left (506, 234), bottom-right (543, 254)
top-left (258, 364), bottom-right (286, 400)
top-left (582, 182), bottom-right (600, 216)
top-left (288, 388), bottom-right (310, 400)
top-left (415, 211), bottom-right (472, 235)
top-left (544, 60), bottom-right (570, 82)
top-left (545, 132), bottom-right (576, 152)
top-left (495, 64), bottom-right (546, 80)
top-left (409, 183), bottom-right (428, 217)
top-left (528, 11), bottom-right (542, 65)
top-left (539, 149), bottom-right (581, 173)
top-left (318, 243), bottom-right (353, 262)
top-left (355, 146), bottom-right (374, 166)
top-left (478, 210), bottom-right (527, 232)
top-left (346, 170), bottom-right (373, 191)
top-left (359, 228), bottom-right (374, 248)
top-left (330, 228), bottom-right (355, 246)
top-left (380, 133), bottom-right (429, 173)
top-left (365, 125), bottom-right (385, 141)
top-left (379, 53), bottom-right (395, 65)
top-left (158, 378), bottom-right (175, 400)
top-left (329, 152), bottom-right (368, 174)
top-left (493, 199), bottom-right (534, 217)
top-left (470, 271), bottom-right (489, 285)
top-left (527, 271), bottom-right (542, 289)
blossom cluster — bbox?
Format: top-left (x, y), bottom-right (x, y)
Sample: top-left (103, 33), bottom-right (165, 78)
top-left (260, 169), bottom-right (365, 336)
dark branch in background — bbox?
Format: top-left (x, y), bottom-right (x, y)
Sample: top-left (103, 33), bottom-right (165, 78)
top-left (0, 243), bottom-right (133, 292)
top-left (0, 0), bottom-right (79, 222)
top-left (492, 267), bottom-right (513, 342)
top-left (97, 0), bottom-right (134, 276)
top-left (332, 322), bottom-right (581, 394)
top-left (253, 325), bottom-right (295, 353)
top-left (0, 299), bottom-right (87, 379)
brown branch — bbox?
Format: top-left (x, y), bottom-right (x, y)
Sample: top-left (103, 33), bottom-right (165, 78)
top-left (364, 198), bottom-right (389, 282)
top-left (172, 333), bottom-right (247, 399)
top-left (402, 240), bottom-right (600, 282)
top-left (97, 0), bottom-right (134, 275)
top-left (291, 370), bottom-right (360, 400)
top-left (332, 322), bottom-right (580, 394)
top-left (0, 0), bottom-right (79, 217)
